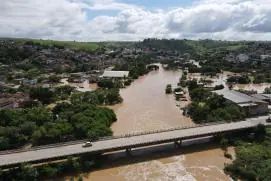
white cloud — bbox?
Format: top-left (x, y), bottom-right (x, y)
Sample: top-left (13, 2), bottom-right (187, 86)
top-left (85, 0), bottom-right (141, 10)
top-left (1, 0), bottom-right (271, 41)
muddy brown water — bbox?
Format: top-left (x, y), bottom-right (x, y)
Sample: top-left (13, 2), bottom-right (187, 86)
top-left (62, 65), bottom-right (233, 181)
top-left (110, 66), bottom-right (193, 135)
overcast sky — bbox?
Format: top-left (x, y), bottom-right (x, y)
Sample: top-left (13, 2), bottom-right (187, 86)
top-left (1, 0), bottom-right (271, 41)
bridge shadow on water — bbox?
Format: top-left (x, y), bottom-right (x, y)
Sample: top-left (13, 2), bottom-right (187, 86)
top-left (55, 138), bottom-right (224, 180)
top-left (91, 138), bottom-right (222, 172)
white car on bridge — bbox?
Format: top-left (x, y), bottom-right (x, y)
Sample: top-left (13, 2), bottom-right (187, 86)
top-left (82, 141), bottom-right (92, 147)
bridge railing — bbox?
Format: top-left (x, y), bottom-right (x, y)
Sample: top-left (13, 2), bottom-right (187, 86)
top-left (96, 120), bottom-right (230, 141)
top-left (77, 122), bottom-right (255, 154)
top-left (0, 139), bottom-right (89, 155)
top-left (0, 120), bottom-right (245, 155)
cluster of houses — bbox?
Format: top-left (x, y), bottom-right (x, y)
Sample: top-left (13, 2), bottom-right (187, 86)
top-left (226, 53), bottom-right (271, 63)
top-left (0, 69), bottom-right (132, 109)
top-left (67, 70), bottom-right (129, 83)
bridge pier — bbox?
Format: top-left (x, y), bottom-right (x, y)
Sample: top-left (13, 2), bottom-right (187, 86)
top-left (174, 140), bottom-right (182, 148)
top-left (126, 148), bottom-right (132, 156)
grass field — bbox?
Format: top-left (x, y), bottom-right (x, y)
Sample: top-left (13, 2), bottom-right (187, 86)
top-left (31, 39), bottom-right (100, 51)
top-left (226, 44), bottom-right (248, 51)
top-left (8, 38), bottom-right (101, 52)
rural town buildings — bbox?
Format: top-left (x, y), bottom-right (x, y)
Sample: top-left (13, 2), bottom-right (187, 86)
top-left (214, 89), bottom-right (268, 116)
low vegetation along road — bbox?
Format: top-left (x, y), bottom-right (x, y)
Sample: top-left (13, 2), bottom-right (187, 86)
top-left (0, 116), bottom-right (270, 167)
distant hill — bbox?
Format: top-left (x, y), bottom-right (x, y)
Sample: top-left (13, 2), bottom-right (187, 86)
top-left (140, 38), bottom-right (249, 54)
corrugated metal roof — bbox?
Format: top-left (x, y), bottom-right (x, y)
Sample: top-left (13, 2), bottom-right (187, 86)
top-left (102, 71), bottom-right (129, 78)
top-left (262, 94), bottom-right (271, 98)
top-left (213, 89), bottom-right (265, 104)
top-left (251, 94), bottom-right (271, 100)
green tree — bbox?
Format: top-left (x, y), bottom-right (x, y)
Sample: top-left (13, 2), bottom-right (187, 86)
top-left (189, 88), bottom-right (211, 102)
top-left (16, 165), bottom-right (38, 181)
top-left (264, 87), bottom-right (271, 94)
top-left (29, 87), bottom-right (53, 104)
top-left (48, 75), bottom-right (61, 83)
top-left (97, 79), bottom-right (115, 89)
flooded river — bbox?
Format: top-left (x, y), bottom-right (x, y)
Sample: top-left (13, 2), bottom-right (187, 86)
top-left (64, 65), bottom-right (233, 181)
top-left (110, 66), bottom-right (193, 135)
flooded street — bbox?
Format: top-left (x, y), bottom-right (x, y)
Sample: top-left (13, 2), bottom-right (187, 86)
top-left (233, 83), bottom-right (271, 93)
top-left (75, 65), bottom-right (233, 181)
top-left (188, 72), bottom-right (271, 93)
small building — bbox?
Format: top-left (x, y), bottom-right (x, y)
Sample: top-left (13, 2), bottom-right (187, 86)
top-left (237, 54), bottom-right (249, 62)
top-left (251, 94), bottom-right (271, 104)
top-left (260, 55), bottom-right (271, 61)
top-left (75, 87), bottom-right (92, 93)
top-left (175, 91), bottom-right (185, 98)
top-left (70, 72), bottom-right (86, 77)
top-left (14, 78), bottom-right (37, 85)
top-left (102, 71), bottom-right (129, 79)
top-left (68, 73), bottom-right (86, 83)
top-left (213, 89), bottom-right (268, 116)
top-left (189, 60), bottom-right (202, 68)
top-left (147, 64), bottom-right (159, 70)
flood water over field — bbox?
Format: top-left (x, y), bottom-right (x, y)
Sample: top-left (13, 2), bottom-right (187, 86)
top-left (64, 65), bottom-right (233, 181)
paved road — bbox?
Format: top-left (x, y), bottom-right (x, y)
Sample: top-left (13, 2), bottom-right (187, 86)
top-left (0, 116), bottom-right (269, 167)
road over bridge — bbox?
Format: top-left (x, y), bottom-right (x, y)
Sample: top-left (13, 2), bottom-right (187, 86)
top-left (0, 116), bottom-right (270, 167)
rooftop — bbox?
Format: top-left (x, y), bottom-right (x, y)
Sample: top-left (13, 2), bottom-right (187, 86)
top-left (213, 89), bottom-right (265, 104)
top-left (102, 71), bottom-right (129, 78)
top-left (252, 94), bottom-right (271, 100)
top-left (262, 94), bottom-right (271, 98)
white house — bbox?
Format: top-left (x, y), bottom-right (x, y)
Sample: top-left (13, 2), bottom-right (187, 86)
top-left (260, 55), bottom-right (271, 61)
top-left (237, 54), bottom-right (249, 62)
top-left (102, 71), bottom-right (129, 78)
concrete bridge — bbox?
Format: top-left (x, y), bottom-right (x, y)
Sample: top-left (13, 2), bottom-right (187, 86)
top-left (0, 116), bottom-right (269, 168)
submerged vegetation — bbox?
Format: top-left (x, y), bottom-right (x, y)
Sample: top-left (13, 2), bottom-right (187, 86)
top-left (165, 84), bottom-right (172, 94)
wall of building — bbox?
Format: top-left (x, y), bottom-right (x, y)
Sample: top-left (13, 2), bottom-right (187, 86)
top-left (246, 103), bottom-right (269, 116)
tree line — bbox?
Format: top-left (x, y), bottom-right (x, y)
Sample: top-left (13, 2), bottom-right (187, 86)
top-left (0, 103), bottom-right (116, 150)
